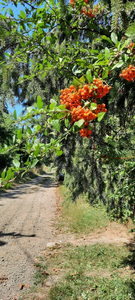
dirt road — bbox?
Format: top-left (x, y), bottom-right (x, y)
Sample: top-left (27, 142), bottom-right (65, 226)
top-left (0, 175), bottom-right (57, 300)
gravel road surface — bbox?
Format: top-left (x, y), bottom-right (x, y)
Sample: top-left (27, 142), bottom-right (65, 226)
top-left (0, 175), bottom-right (57, 300)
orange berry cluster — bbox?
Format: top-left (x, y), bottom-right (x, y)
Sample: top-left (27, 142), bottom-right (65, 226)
top-left (93, 79), bottom-right (112, 98)
top-left (127, 42), bottom-right (134, 52)
top-left (80, 6), bottom-right (95, 18)
top-left (78, 80), bottom-right (111, 100)
top-left (60, 81), bottom-right (110, 138)
top-left (71, 106), bottom-right (97, 123)
top-left (80, 128), bottom-right (92, 138)
top-left (69, 0), bottom-right (76, 7)
top-left (119, 65), bottom-right (135, 82)
top-left (69, 0), bottom-right (99, 18)
top-left (95, 103), bottom-right (107, 114)
top-left (60, 85), bottom-right (81, 110)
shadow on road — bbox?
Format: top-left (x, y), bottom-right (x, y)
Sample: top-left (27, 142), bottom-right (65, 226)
top-left (0, 240), bottom-right (7, 246)
top-left (0, 231), bottom-right (36, 239)
top-left (0, 175), bottom-right (58, 199)
top-left (0, 231), bottom-right (36, 247)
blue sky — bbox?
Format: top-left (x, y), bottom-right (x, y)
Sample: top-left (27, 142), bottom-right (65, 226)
top-left (8, 103), bottom-right (23, 116)
top-left (0, 1), bottom-right (26, 115)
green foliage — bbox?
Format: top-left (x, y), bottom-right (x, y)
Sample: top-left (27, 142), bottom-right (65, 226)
top-left (30, 240), bottom-right (135, 300)
top-left (58, 185), bottom-right (109, 234)
top-left (126, 21), bottom-right (135, 38)
top-left (0, 0), bottom-right (135, 222)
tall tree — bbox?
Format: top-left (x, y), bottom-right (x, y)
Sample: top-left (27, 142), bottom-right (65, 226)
top-left (0, 0), bottom-right (135, 220)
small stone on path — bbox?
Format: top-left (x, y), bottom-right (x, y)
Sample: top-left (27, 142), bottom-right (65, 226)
top-left (46, 242), bottom-right (56, 248)
top-left (46, 281), bottom-right (52, 287)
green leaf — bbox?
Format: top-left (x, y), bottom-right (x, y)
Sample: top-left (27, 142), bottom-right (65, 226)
top-left (17, 129), bottom-right (22, 140)
top-left (27, 106), bottom-right (33, 113)
top-left (111, 32), bottom-right (118, 45)
top-left (102, 69), bottom-right (108, 79)
top-left (121, 53), bottom-right (129, 63)
top-left (65, 118), bottom-right (69, 127)
top-left (17, 58), bottom-right (22, 62)
top-left (86, 69), bottom-right (92, 83)
top-left (74, 119), bottom-right (85, 128)
top-left (76, 59), bottom-right (86, 64)
top-left (13, 110), bottom-right (17, 120)
top-left (44, 129), bottom-right (48, 136)
top-left (34, 124), bottom-right (41, 131)
top-left (20, 41), bottom-right (26, 48)
top-left (30, 159), bottom-right (38, 169)
top-left (72, 78), bottom-right (81, 90)
top-left (105, 47), bottom-right (110, 60)
top-left (56, 149), bottom-right (63, 156)
top-left (1, 169), bottom-right (6, 178)
top-left (6, 168), bottom-right (12, 181)
top-left (79, 76), bottom-right (85, 83)
top-left (13, 159), bottom-right (20, 168)
top-left (39, 64), bottom-right (43, 70)
top-left (112, 61), bottom-right (124, 70)
top-left (13, 135), bottom-right (16, 144)
top-left (49, 102), bottom-right (55, 110)
top-left (116, 41), bottom-right (121, 51)
top-left (20, 10), bottom-right (26, 19)
top-left (33, 144), bottom-right (40, 156)
top-left (51, 120), bottom-right (61, 132)
top-left (97, 112), bottom-right (106, 122)
top-left (27, 127), bottom-right (32, 134)
top-left (24, 158), bottom-right (29, 165)
top-left (47, 61), bottom-right (52, 68)
top-left (4, 182), bottom-right (12, 189)
top-left (9, 8), bottom-right (14, 17)
top-left (42, 72), bottom-right (46, 78)
top-left (0, 14), bottom-right (6, 19)
top-left (37, 95), bottom-right (43, 109)
top-left (50, 98), bottom-right (57, 104)
top-left (90, 103), bottom-right (97, 110)
top-left (101, 35), bottom-right (112, 44)
top-left (57, 105), bottom-right (66, 110)
top-left (21, 171), bottom-right (26, 178)
top-left (121, 39), bottom-right (131, 50)
top-left (94, 60), bottom-right (108, 66)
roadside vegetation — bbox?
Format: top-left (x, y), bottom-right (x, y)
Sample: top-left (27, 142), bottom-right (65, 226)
top-left (20, 184), bottom-right (135, 300)
top-left (56, 184), bottom-right (110, 235)
top-left (0, 0), bottom-right (135, 298)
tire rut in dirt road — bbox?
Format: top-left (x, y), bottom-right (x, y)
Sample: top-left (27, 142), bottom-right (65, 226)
top-left (0, 175), bottom-right (57, 300)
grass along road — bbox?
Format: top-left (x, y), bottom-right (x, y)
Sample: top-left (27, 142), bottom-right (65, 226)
top-left (21, 183), bottom-right (135, 300)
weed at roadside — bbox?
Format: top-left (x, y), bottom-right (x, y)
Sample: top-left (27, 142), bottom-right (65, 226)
top-left (57, 184), bottom-right (110, 235)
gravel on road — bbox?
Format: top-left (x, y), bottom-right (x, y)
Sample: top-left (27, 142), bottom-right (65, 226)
top-left (0, 175), bottom-right (57, 300)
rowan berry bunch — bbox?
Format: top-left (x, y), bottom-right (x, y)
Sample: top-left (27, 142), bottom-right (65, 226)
top-left (80, 128), bottom-right (92, 138)
top-left (95, 103), bottom-right (107, 114)
top-left (60, 80), bottom-right (111, 138)
top-left (127, 42), bottom-right (135, 53)
top-left (93, 79), bottom-right (112, 98)
top-left (80, 6), bottom-right (95, 18)
top-left (71, 106), bottom-right (97, 123)
top-left (119, 65), bottom-right (135, 82)
top-left (69, 0), bottom-right (76, 7)
top-left (60, 85), bottom-right (81, 110)
top-left (69, 0), bottom-right (99, 18)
